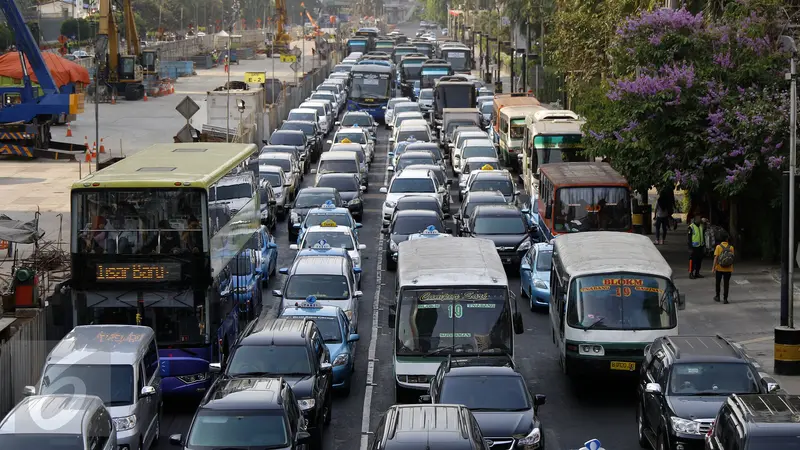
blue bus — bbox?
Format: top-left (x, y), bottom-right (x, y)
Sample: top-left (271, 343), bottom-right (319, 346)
top-left (69, 143), bottom-right (262, 397)
top-left (347, 65), bottom-right (394, 123)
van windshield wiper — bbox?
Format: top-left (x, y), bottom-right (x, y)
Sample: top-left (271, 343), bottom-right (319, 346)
top-left (582, 316), bottom-right (605, 331)
top-left (425, 345), bottom-right (455, 357)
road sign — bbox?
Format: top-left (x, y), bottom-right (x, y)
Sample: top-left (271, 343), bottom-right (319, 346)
top-left (291, 46), bottom-right (302, 57)
top-left (290, 61), bottom-right (301, 72)
top-left (176, 124), bottom-right (195, 143)
top-left (175, 96), bottom-right (200, 120)
top-left (244, 72), bottom-right (266, 83)
top-left (280, 54), bottom-right (297, 63)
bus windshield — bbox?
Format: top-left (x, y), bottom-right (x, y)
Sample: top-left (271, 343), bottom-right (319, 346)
top-left (397, 288), bottom-right (512, 355)
top-left (533, 134), bottom-right (587, 165)
top-left (402, 62), bottom-right (424, 79)
top-left (351, 73), bottom-right (391, 99)
top-left (442, 50), bottom-right (470, 71)
top-left (510, 119), bottom-right (526, 139)
top-left (82, 306), bottom-right (204, 346)
top-left (567, 274), bottom-right (677, 330)
top-left (554, 186), bottom-right (631, 232)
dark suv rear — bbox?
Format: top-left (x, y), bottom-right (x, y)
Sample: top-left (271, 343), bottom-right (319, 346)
top-left (706, 394), bottom-right (800, 450)
top-left (371, 404), bottom-right (489, 450)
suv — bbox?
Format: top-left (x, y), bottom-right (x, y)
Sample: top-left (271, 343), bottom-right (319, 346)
top-left (211, 318), bottom-right (333, 449)
top-left (370, 404), bottom-right (490, 450)
top-left (421, 356), bottom-right (546, 450)
top-left (172, 377), bottom-right (311, 450)
top-left (706, 394), bottom-right (800, 450)
top-left (637, 335), bottom-right (781, 450)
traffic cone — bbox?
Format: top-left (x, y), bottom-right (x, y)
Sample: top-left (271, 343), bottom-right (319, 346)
top-left (84, 148), bottom-right (92, 162)
top-left (143, 91), bottom-right (148, 102)
top-left (111, 92), bottom-right (116, 104)
top-left (84, 135), bottom-right (89, 149)
top-left (92, 142), bottom-right (97, 158)
top-left (66, 122), bottom-right (72, 137)
top-left (99, 138), bottom-right (105, 154)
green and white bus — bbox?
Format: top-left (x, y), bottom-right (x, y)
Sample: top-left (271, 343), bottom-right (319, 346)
top-left (69, 143), bottom-right (261, 396)
top-left (549, 232), bottom-right (685, 379)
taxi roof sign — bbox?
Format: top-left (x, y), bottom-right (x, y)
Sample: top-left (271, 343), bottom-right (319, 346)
top-left (320, 219), bottom-right (338, 227)
top-left (481, 164), bottom-right (495, 170)
top-left (422, 225), bottom-right (439, 234)
top-left (341, 137), bottom-right (352, 143)
top-left (321, 200), bottom-right (336, 209)
top-left (295, 295), bottom-right (323, 308)
top-left (312, 240), bottom-right (332, 249)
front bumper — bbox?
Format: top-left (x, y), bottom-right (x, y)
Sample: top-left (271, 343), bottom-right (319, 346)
top-left (496, 249), bottom-right (522, 266)
top-left (530, 285), bottom-right (550, 306)
top-left (565, 344), bottom-right (647, 376)
top-left (116, 426), bottom-right (143, 450)
top-left (668, 433), bottom-right (706, 450)
top-left (332, 363), bottom-right (354, 388)
top-left (347, 202), bottom-right (364, 217)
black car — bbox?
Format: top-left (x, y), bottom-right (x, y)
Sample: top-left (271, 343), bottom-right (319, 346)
top-left (337, 111), bottom-right (377, 138)
top-left (315, 173), bottom-right (365, 221)
top-left (288, 187), bottom-right (344, 241)
top-left (371, 404), bottom-right (490, 450)
top-left (281, 120), bottom-right (322, 161)
top-left (213, 318), bottom-right (333, 449)
top-left (706, 393), bottom-right (800, 450)
top-left (258, 179), bottom-right (278, 231)
top-left (261, 144), bottom-right (307, 175)
top-left (405, 142), bottom-right (446, 167)
top-left (268, 130), bottom-right (310, 173)
top-left (384, 195), bottom-right (448, 228)
top-left (394, 151), bottom-right (438, 175)
top-left (462, 204), bottom-right (536, 266)
top-left (454, 191), bottom-right (509, 235)
top-left (382, 209), bottom-right (450, 271)
top-left (461, 170), bottom-right (519, 204)
top-left (638, 335), bottom-right (781, 450)
top-left (170, 377), bottom-right (311, 450)
top-left (421, 356), bottom-right (546, 450)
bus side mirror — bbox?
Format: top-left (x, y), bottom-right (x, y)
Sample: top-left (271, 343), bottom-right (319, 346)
top-left (513, 312), bottom-right (523, 334)
top-left (545, 204), bottom-right (552, 220)
top-left (388, 304), bottom-right (396, 328)
top-left (677, 293), bottom-right (686, 310)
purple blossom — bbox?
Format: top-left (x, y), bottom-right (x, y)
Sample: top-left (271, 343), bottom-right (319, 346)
top-left (588, 130), bottom-right (605, 140)
top-left (725, 175), bottom-right (735, 184)
top-left (729, 147), bottom-right (745, 157)
top-left (649, 34), bottom-right (663, 46)
top-left (713, 52), bottom-right (733, 69)
top-left (707, 111), bottom-right (725, 127)
top-left (777, 141), bottom-right (784, 149)
top-left (752, 115), bottom-right (764, 125)
top-left (622, 121), bottom-right (639, 132)
top-left (613, 131), bottom-right (625, 143)
top-left (734, 111), bottom-right (748, 124)
top-left (768, 156), bottom-right (785, 170)
top-left (617, 8), bottom-right (704, 39)
top-left (607, 62), bottom-right (695, 101)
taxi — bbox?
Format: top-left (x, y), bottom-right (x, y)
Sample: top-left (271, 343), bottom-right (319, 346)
top-left (458, 158), bottom-right (501, 195)
top-left (274, 244), bottom-right (363, 331)
top-left (294, 200), bottom-right (362, 245)
top-left (328, 127), bottom-right (375, 162)
top-left (407, 225), bottom-right (453, 241)
top-left (279, 300), bottom-right (360, 395)
top-left (290, 223), bottom-right (367, 272)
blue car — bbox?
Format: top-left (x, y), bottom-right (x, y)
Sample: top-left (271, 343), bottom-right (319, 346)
top-left (256, 225), bottom-right (279, 286)
top-left (520, 242), bottom-right (553, 310)
top-left (295, 200), bottom-right (362, 244)
top-left (224, 249), bottom-right (263, 317)
top-left (279, 300), bottom-right (360, 395)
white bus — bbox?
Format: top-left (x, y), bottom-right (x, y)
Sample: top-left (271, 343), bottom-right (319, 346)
top-left (521, 109), bottom-right (586, 195)
top-left (389, 238), bottom-right (524, 403)
top-left (549, 232), bottom-right (685, 380)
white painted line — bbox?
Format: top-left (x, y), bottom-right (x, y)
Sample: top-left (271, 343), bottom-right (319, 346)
top-left (360, 137), bottom-right (392, 450)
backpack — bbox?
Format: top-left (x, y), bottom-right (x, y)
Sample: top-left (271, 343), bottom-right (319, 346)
top-left (717, 243), bottom-right (734, 267)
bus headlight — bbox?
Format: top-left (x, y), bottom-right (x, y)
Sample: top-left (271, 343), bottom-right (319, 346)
top-left (177, 372), bottom-right (209, 384)
top-left (113, 415), bottom-right (137, 431)
top-left (578, 344), bottom-right (605, 356)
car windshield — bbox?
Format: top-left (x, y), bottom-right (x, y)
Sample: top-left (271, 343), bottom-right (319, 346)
top-left (210, 183), bottom-right (252, 201)
top-left (311, 94), bottom-right (335, 103)
top-left (319, 159), bottom-right (358, 174)
top-left (334, 65), bottom-right (352, 72)
top-left (464, 198), bottom-right (506, 217)
top-left (419, 90), bottom-right (433, 99)
top-left (668, 363), bottom-right (760, 395)
top-left (397, 130), bottom-right (428, 142)
top-left (305, 213), bottom-right (353, 228)
top-left (286, 316), bottom-right (342, 342)
top-left (285, 274), bottom-right (351, 300)
top-left (567, 274), bottom-right (677, 330)
top-left (395, 116), bottom-right (423, 128)
top-left (288, 112), bottom-right (316, 122)
top-left (282, 123), bottom-right (314, 136)
top-left (335, 132), bottom-right (367, 144)
top-left (260, 172), bottom-right (283, 188)
top-left (39, 364), bottom-right (133, 406)
top-left (463, 146), bottom-right (496, 160)
top-left (390, 178), bottom-right (435, 193)
top-left (260, 158), bottom-right (292, 173)
top-left (510, 121), bottom-right (525, 139)
top-left (302, 231), bottom-right (355, 250)
top-left (318, 176), bottom-right (359, 192)
top-left (304, 105), bottom-right (326, 117)
top-left (440, 375), bottom-right (529, 411)
top-left (554, 186), bottom-right (631, 232)
top-left (389, 99), bottom-right (410, 109)
top-left (398, 158), bottom-right (435, 171)
top-left (318, 86), bottom-right (339, 95)
top-left (270, 133), bottom-right (303, 146)
top-left (0, 434), bottom-right (84, 449)
top-left (470, 178), bottom-right (513, 196)
top-left (227, 345), bottom-right (310, 375)
top-left (448, 121), bottom-right (477, 135)
top-left (295, 192), bottom-right (336, 208)
top-left (395, 104), bottom-right (420, 114)
top-left (536, 251), bottom-right (553, 271)
top-left (188, 410), bottom-right (288, 448)
top-left (480, 103), bottom-right (493, 114)
top-left (341, 115), bottom-right (372, 127)
top-left (393, 216), bottom-right (443, 234)
top-left (465, 161), bottom-right (500, 173)
top-left (473, 215), bottom-right (527, 234)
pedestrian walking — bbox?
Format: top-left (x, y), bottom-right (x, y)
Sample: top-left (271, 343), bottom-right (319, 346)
top-left (688, 213), bottom-right (705, 279)
top-left (712, 232), bottom-right (734, 304)
top-left (654, 191), bottom-right (673, 245)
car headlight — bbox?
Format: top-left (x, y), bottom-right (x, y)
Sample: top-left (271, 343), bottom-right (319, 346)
top-left (113, 415), bottom-right (137, 432)
top-left (578, 344), bottom-right (605, 356)
top-left (177, 372), bottom-right (209, 384)
top-left (234, 286), bottom-right (250, 293)
top-left (348, 198), bottom-right (362, 205)
top-left (534, 280), bottom-right (549, 290)
top-left (290, 212), bottom-right (299, 222)
top-left (385, 201), bottom-right (396, 208)
top-left (518, 239), bottom-right (532, 251)
top-left (333, 353), bottom-right (350, 367)
top-left (275, 191), bottom-right (283, 199)
top-left (298, 398), bottom-right (316, 411)
top-left (670, 417), bottom-right (703, 435)
top-left (516, 427), bottom-right (541, 446)
top-left (389, 240), bottom-right (398, 251)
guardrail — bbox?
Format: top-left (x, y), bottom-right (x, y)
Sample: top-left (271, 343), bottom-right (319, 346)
top-left (0, 309), bottom-right (47, 418)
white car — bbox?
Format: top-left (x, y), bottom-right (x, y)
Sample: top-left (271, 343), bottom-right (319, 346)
top-left (383, 97), bottom-right (411, 129)
top-left (392, 111), bottom-right (425, 130)
top-left (328, 127), bottom-right (374, 163)
top-left (458, 139), bottom-right (498, 173)
top-left (379, 168), bottom-right (444, 221)
top-left (295, 103), bottom-right (330, 134)
top-left (390, 123), bottom-right (433, 145)
top-left (418, 89), bottom-right (434, 112)
top-left (388, 102), bottom-right (421, 129)
top-left (458, 157), bottom-right (501, 192)
top-left (290, 224), bottom-right (367, 270)
top-left (451, 132), bottom-right (489, 172)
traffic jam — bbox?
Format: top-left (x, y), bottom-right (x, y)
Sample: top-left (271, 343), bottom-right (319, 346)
top-left (2, 21), bottom-right (789, 450)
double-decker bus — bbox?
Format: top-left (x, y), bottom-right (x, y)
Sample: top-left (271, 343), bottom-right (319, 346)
top-left (69, 143), bottom-right (261, 397)
top-left (389, 238), bottom-right (524, 403)
top-left (537, 162), bottom-right (632, 239)
top-left (347, 64), bottom-right (394, 122)
top-left (521, 109), bottom-right (586, 194)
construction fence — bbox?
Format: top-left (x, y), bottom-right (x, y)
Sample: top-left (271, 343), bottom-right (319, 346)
top-left (0, 309), bottom-right (47, 418)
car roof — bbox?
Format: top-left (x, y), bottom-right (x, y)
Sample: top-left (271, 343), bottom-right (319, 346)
top-left (317, 172), bottom-right (358, 180)
top-left (291, 108), bottom-right (316, 114)
top-left (292, 253), bottom-right (350, 276)
top-left (397, 195), bottom-right (440, 204)
top-left (201, 377), bottom-right (285, 411)
top-left (298, 187), bottom-right (337, 194)
top-left (463, 138), bottom-right (495, 146)
top-left (343, 111), bottom-right (371, 117)
top-left (395, 102), bottom-right (419, 108)
top-left (258, 164), bottom-right (284, 174)
top-left (396, 111), bottom-right (424, 117)
top-left (399, 151), bottom-right (435, 158)
top-left (472, 204), bottom-right (522, 216)
top-left (305, 225), bottom-right (353, 234)
top-left (240, 318), bottom-right (312, 346)
top-left (0, 395), bottom-right (103, 435)
top-left (337, 127), bottom-right (368, 133)
top-left (466, 190), bottom-right (507, 200)
top-left (281, 304), bottom-right (343, 318)
top-left (260, 152), bottom-right (291, 160)
top-left (397, 124), bottom-right (429, 131)
top-left (446, 364), bottom-right (520, 377)
top-left (283, 120), bottom-right (315, 127)
top-left (47, 325), bottom-right (154, 365)
top-left (330, 143), bottom-right (364, 152)
top-left (321, 151), bottom-right (358, 160)
top-left (395, 209), bottom-right (440, 218)
top-left (263, 144), bottom-right (299, 151)
top-left (405, 164), bottom-right (443, 173)
top-left (472, 170), bottom-right (512, 180)
top-left (395, 168), bottom-right (433, 179)
top-left (659, 335), bottom-right (747, 363)
top-left (533, 242), bottom-right (553, 252)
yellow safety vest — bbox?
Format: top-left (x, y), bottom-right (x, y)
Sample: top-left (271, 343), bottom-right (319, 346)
top-left (690, 223), bottom-right (703, 247)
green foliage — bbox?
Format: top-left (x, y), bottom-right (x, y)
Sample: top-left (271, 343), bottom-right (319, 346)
top-left (60, 19), bottom-right (97, 41)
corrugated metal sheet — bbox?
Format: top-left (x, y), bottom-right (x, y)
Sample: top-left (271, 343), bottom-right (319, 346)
top-left (0, 310), bottom-right (47, 418)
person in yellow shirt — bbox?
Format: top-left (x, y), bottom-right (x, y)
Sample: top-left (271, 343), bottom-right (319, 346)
top-left (712, 232), bottom-right (734, 304)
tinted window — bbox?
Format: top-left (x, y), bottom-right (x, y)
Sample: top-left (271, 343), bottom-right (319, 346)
top-left (393, 216), bottom-right (443, 234)
top-left (536, 251), bottom-right (553, 271)
top-left (260, 158), bottom-right (292, 173)
top-left (396, 199), bottom-right (438, 212)
top-left (334, 132), bottom-right (367, 144)
top-left (462, 146), bottom-right (496, 160)
top-left (480, 102), bottom-right (493, 114)
top-left (471, 178), bottom-right (513, 196)
top-left (390, 178), bottom-right (435, 193)
top-left (319, 159), bottom-right (358, 174)
top-left (40, 364), bottom-right (134, 406)
top-left (473, 214), bottom-right (527, 234)
top-left (187, 410), bottom-right (289, 447)
top-left (295, 192), bottom-right (336, 208)
top-left (285, 274), bottom-right (350, 300)
top-left (288, 111), bottom-right (316, 122)
top-left (260, 171), bottom-right (283, 188)
top-left (668, 363), bottom-right (759, 395)
top-left (398, 157), bottom-right (435, 171)
top-left (397, 130), bottom-right (429, 142)
top-left (318, 176), bottom-right (359, 192)
top-left (228, 345), bottom-right (311, 375)
top-left (282, 123), bottom-right (314, 136)
top-left (419, 90), bottom-right (433, 99)
top-left (395, 104), bottom-right (420, 114)
top-left (302, 231), bottom-right (354, 250)
top-left (270, 133), bottom-right (304, 146)
top-left (440, 375), bottom-right (530, 410)
top-left (285, 316), bottom-right (342, 342)
top-left (210, 183), bottom-right (252, 201)
top-left (464, 197), bottom-right (506, 217)
top-left (0, 434), bottom-right (83, 449)
top-left (341, 114), bottom-right (372, 127)
top-left (304, 212), bottom-right (353, 228)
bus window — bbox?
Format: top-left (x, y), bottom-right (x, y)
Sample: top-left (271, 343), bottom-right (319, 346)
top-left (554, 186), bottom-right (630, 232)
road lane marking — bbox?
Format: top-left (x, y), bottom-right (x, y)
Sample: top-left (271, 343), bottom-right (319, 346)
top-left (361, 134), bottom-right (391, 450)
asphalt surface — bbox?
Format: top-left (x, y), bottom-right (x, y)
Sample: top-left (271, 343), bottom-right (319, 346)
top-left (157, 22), bottom-right (641, 450)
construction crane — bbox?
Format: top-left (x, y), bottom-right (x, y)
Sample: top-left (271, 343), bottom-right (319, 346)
top-left (272, 0), bottom-right (292, 54)
top-left (0, 0), bottom-right (86, 158)
top-left (302, 4), bottom-right (323, 40)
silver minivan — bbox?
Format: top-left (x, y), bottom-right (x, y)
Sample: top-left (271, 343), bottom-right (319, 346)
top-left (0, 394), bottom-right (117, 449)
top-left (25, 325), bottom-right (162, 450)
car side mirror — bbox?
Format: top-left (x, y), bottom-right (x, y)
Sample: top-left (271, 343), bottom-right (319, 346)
top-left (353, 266), bottom-right (362, 274)
top-left (445, 227), bottom-right (453, 234)
top-left (278, 267), bottom-right (289, 275)
top-left (358, 244), bottom-right (367, 250)
top-left (513, 312), bottom-right (523, 334)
top-left (446, 180), bottom-right (452, 186)
top-left (140, 385), bottom-right (156, 397)
top-left (269, 199), bottom-right (277, 205)
top-left (169, 434), bottom-right (183, 446)
top-left (335, 121), bottom-right (341, 125)
top-left (310, 168), bottom-right (317, 174)
top-left (381, 228), bottom-right (389, 235)
top-left (379, 187), bottom-right (388, 193)
top-left (545, 204), bottom-right (553, 220)
top-left (326, 139), bottom-right (333, 144)
top-left (321, 362), bottom-right (333, 372)
top-left (354, 290), bottom-right (363, 297)
top-left (272, 289), bottom-right (284, 297)
top-left (444, 213), bottom-right (451, 220)
top-left (644, 382), bottom-right (662, 394)
top-left (289, 244), bottom-right (299, 250)
top-left (22, 386), bottom-right (35, 396)
top-left (761, 377), bottom-right (781, 393)
top-left (348, 333), bottom-right (360, 342)
top-left (514, 190), bottom-right (520, 196)
top-left (521, 262), bottom-right (531, 271)
top-left (388, 304), bottom-right (396, 328)
top-left (419, 394), bottom-right (432, 403)
top-left (209, 362), bottom-right (222, 373)
top-left (521, 208), bottom-right (530, 214)
top-left (533, 394), bottom-right (546, 406)
top-left (284, 182), bottom-right (293, 186)
top-left (268, 242), bottom-right (278, 249)
top-left (382, 106), bottom-right (387, 110)
top-left (388, 137), bottom-right (395, 142)
top-left (677, 293), bottom-right (686, 310)
top-left (355, 223), bottom-right (363, 229)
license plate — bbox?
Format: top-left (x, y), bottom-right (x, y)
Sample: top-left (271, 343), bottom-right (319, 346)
top-left (610, 361), bottom-right (636, 371)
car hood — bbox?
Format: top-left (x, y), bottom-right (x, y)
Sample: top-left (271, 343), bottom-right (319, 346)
top-left (292, 206), bottom-right (316, 217)
top-left (667, 395), bottom-right (728, 421)
top-left (283, 375), bottom-right (314, 398)
top-left (390, 233), bottom-right (412, 245)
top-left (107, 404), bottom-right (137, 420)
top-left (471, 410), bottom-right (535, 437)
top-left (339, 191), bottom-right (358, 202)
top-left (273, 185), bottom-right (285, 197)
top-left (473, 233), bottom-right (528, 248)
top-left (326, 342), bottom-right (348, 359)
top-left (385, 192), bottom-right (439, 205)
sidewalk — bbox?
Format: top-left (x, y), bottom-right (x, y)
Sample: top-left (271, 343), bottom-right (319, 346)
top-left (654, 223), bottom-right (800, 391)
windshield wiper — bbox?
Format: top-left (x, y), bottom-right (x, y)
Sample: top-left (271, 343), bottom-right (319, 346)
top-left (280, 372), bottom-right (311, 376)
top-left (425, 345), bottom-right (456, 357)
top-left (231, 371), bottom-right (276, 377)
top-left (582, 316), bottom-right (605, 331)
